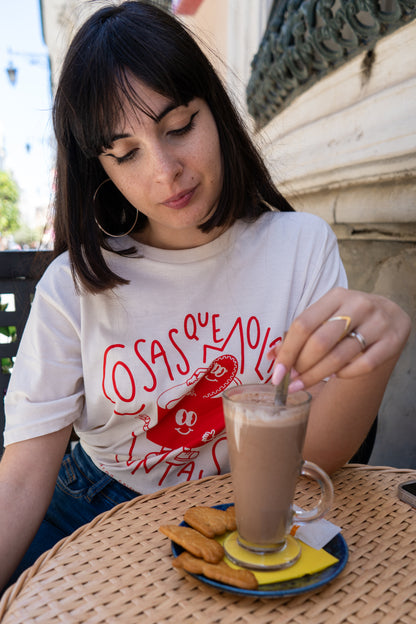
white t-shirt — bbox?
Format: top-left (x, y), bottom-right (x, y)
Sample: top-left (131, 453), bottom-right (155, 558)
top-left (5, 212), bottom-right (347, 493)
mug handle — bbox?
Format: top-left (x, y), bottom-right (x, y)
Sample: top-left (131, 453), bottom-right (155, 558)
top-left (293, 460), bottom-right (334, 522)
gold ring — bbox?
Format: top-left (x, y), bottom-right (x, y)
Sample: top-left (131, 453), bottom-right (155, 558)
top-left (326, 315), bottom-right (352, 339)
top-left (347, 330), bottom-right (367, 351)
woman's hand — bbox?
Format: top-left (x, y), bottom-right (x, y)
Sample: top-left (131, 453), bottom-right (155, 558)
top-left (268, 287), bottom-right (411, 392)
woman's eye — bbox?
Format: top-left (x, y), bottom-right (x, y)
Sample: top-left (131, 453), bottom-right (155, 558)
top-left (115, 149), bottom-right (138, 165)
top-left (169, 111), bottom-right (199, 137)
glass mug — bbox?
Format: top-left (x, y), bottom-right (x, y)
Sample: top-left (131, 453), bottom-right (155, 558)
top-left (222, 384), bottom-right (334, 569)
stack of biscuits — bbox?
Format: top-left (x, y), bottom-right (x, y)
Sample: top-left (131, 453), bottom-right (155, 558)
top-left (160, 505), bottom-right (258, 590)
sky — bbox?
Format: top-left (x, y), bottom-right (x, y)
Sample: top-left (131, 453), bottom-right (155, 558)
top-left (0, 0), bottom-right (53, 228)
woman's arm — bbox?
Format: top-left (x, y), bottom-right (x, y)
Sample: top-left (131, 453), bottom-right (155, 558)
top-left (0, 425), bottom-right (72, 591)
top-left (269, 288), bottom-right (411, 473)
top-left (303, 359), bottom-right (398, 473)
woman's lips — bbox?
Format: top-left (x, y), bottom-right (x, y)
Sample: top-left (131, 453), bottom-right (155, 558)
top-left (162, 186), bottom-right (197, 209)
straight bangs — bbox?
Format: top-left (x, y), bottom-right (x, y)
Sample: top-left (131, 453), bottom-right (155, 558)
top-left (59, 3), bottom-right (210, 160)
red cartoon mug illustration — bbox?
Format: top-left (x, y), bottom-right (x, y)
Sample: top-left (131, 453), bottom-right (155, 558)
top-left (146, 354), bottom-right (239, 449)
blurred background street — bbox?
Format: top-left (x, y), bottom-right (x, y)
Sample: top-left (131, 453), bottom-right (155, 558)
top-left (0, 0), bottom-right (53, 250)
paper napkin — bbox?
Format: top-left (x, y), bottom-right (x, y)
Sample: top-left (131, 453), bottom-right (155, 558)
top-left (291, 506), bottom-right (341, 550)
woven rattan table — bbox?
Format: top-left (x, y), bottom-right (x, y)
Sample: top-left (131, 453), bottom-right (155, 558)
top-left (0, 465), bottom-right (415, 623)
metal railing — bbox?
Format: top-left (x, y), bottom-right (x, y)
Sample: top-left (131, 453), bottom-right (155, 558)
top-left (0, 250), bottom-right (53, 454)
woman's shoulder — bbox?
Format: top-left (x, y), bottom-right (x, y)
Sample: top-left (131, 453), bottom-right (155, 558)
top-left (36, 251), bottom-right (78, 301)
top-left (246, 210), bottom-right (335, 241)
top-left (262, 209), bottom-right (330, 227)
top-left (38, 250), bottom-right (71, 280)
top-left (19, 251), bottom-right (83, 332)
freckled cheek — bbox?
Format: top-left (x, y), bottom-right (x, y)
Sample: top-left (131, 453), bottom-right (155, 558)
top-left (196, 125), bottom-right (221, 171)
top-left (199, 144), bottom-right (222, 188)
top-left (118, 170), bottom-right (149, 201)
top-left (104, 178), bottom-right (144, 212)
top-left (211, 156), bottom-right (223, 193)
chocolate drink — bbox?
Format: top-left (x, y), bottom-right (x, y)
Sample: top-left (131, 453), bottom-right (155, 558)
top-left (224, 389), bottom-right (309, 548)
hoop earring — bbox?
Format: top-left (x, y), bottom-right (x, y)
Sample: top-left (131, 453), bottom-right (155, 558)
top-left (93, 178), bottom-right (139, 238)
top-left (258, 194), bottom-right (277, 212)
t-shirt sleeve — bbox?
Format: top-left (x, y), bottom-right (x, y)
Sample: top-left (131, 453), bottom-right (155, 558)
top-left (4, 258), bottom-right (84, 445)
top-left (291, 215), bottom-right (348, 319)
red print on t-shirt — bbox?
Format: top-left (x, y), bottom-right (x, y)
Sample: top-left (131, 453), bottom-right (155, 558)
top-left (146, 354), bottom-right (238, 449)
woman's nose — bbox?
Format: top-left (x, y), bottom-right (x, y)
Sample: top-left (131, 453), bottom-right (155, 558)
top-left (151, 145), bottom-right (183, 183)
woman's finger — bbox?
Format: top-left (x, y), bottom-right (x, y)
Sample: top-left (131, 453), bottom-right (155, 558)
top-left (271, 288), bottom-right (360, 383)
top-left (272, 288), bottom-right (411, 388)
top-left (287, 328), bottom-right (372, 390)
top-left (292, 312), bottom-right (380, 379)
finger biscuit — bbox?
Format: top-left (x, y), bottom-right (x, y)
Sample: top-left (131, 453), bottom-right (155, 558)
top-left (159, 525), bottom-right (224, 563)
top-left (184, 505), bottom-right (237, 538)
top-left (173, 551), bottom-right (258, 590)
top-left (224, 506), bottom-right (237, 530)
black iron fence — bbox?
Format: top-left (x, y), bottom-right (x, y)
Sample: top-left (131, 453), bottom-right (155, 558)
top-left (0, 251), bottom-right (53, 455)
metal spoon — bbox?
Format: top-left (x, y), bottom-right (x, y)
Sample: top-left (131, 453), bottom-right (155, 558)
top-left (274, 371), bottom-right (290, 406)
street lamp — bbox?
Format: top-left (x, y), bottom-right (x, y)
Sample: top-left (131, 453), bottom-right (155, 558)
top-left (5, 49), bottom-right (50, 88)
top-left (6, 62), bottom-right (17, 86)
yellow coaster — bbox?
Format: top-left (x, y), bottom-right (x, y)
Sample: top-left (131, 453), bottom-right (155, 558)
top-left (217, 533), bottom-right (339, 586)
top-left (224, 531), bottom-right (301, 570)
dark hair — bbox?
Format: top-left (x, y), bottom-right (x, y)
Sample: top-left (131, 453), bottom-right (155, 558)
top-left (52, 0), bottom-right (293, 292)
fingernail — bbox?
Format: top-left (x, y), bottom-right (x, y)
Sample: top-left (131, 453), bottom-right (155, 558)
top-left (290, 368), bottom-right (299, 379)
top-left (288, 379), bottom-right (304, 393)
top-left (272, 363), bottom-right (287, 386)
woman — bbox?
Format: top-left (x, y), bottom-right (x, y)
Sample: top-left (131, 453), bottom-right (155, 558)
top-left (0, 1), bottom-right (410, 590)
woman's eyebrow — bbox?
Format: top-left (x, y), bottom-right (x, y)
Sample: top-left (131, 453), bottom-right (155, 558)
top-left (109, 103), bottom-right (184, 145)
top-left (155, 102), bottom-right (179, 123)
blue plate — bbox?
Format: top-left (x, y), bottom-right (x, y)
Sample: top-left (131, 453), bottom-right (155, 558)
top-left (171, 503), bottom-right (348, 598)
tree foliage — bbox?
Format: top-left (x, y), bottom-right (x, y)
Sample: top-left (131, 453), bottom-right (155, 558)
top-left (0, 170), bottom-right (20, 233)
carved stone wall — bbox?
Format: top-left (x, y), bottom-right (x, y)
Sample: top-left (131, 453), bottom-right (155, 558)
top-left (247, 0), bottom-right (416, 128)
top-left (258, 19), bottom-right (416, 468)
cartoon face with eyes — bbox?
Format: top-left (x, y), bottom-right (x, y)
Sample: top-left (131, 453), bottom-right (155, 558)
top-left (175, 408), bottom-right (198, 435)
top-left (146, 354), bottom-right (239, 449)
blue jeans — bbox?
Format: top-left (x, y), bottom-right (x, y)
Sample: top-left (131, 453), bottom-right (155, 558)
top-left (7, 442), bottom-right (139, 588)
